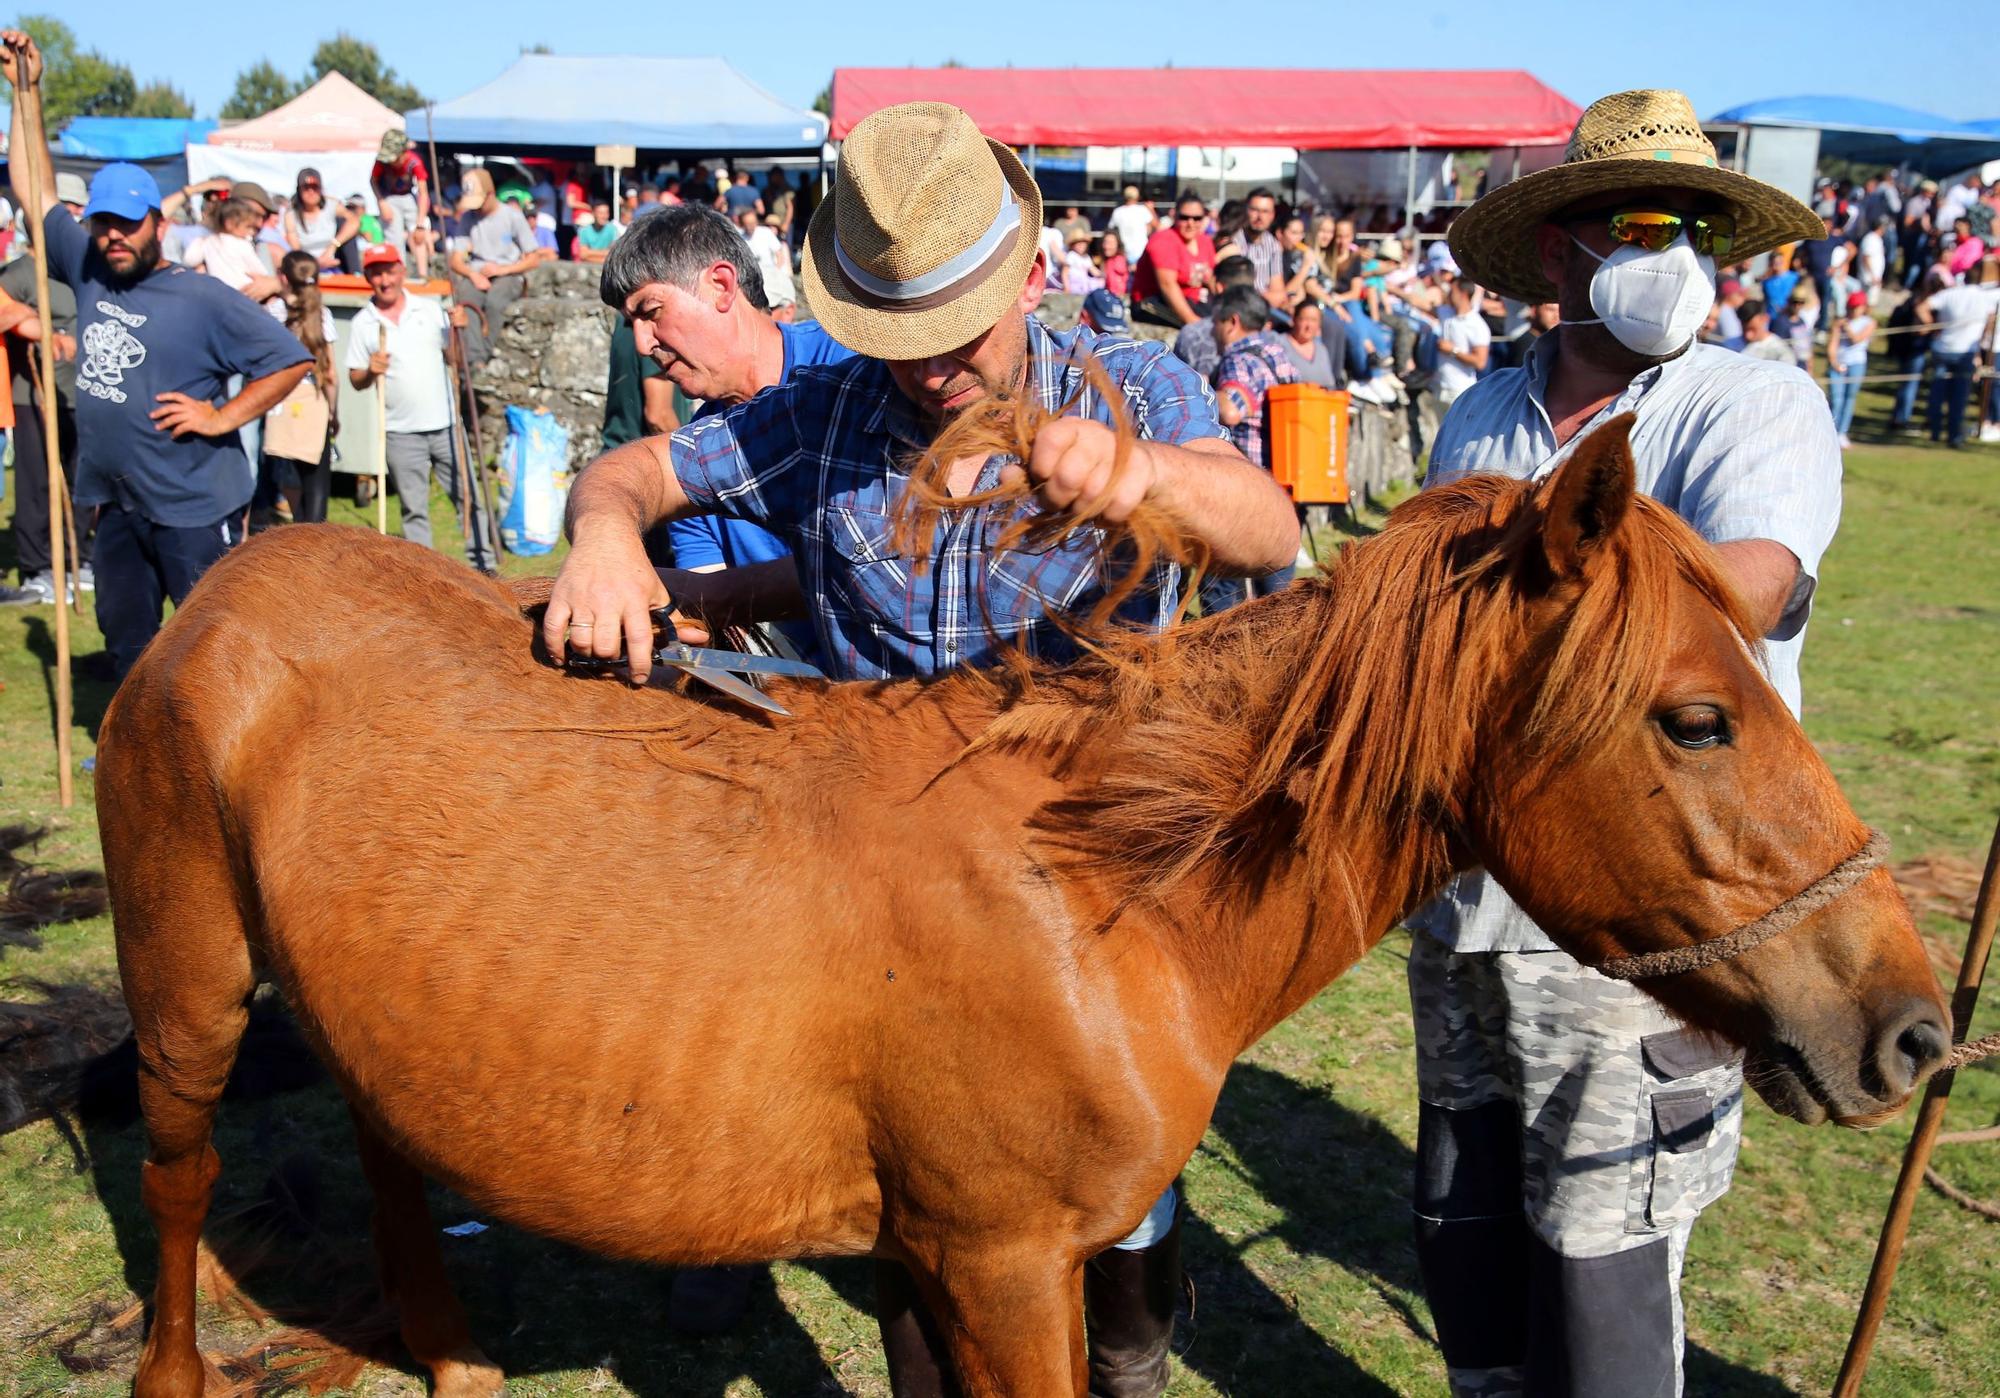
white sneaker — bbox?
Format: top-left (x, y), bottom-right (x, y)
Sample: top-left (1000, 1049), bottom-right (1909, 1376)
top-left (76, 564), bottom-right (95, 593)
top-left (1980, 423), bottom-right (2000, 443)
top-left (1837, 434), bottom-right (1852, 449)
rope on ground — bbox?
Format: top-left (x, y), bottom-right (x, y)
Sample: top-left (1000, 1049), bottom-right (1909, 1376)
top-left (1924, 1032), bottom-right (2000, 1223)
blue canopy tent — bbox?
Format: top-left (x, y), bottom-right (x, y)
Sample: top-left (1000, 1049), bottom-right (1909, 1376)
top-left (405, 54), bottom-right (826, 156)
top-left (1, 113), bottom-right (214, 200)
top-left (1708, 97), bottom-right (2000, 177)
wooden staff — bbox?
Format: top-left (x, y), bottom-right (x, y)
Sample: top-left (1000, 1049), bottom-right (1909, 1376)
top-left (1833, 811), bottom-right (2000, 1397)
top-left (450, 324), bottom-right (502, 563)
top-left (373, 322), bottom-right (389, 534)
top-left (443, 329), bottom-right (475, 548)
top-left (13, 58), bottom-right (72, 805)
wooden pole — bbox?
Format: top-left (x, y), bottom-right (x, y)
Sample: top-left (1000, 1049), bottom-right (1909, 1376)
top-left (1833, 812), bottom-right (2000, 1397)
top-left (14, 66), bottom-right (73, 806)
top-left (444, 340), bottom-right (474, 547)
top-left (373, 322), bottom-right (389, 534)
top-left (451, 327), bottom-right (502, 564)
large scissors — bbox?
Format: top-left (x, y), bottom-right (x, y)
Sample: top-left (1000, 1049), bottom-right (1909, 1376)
top-left (564, 609), bottom-right (825, 716)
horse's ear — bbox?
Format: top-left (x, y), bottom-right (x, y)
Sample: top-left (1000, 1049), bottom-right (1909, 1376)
top-left (1540, 412), bottom-right (1636, 577)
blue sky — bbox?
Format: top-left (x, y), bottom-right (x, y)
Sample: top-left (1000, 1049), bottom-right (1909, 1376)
top-left (54, 0), bottom-right (1996, 126)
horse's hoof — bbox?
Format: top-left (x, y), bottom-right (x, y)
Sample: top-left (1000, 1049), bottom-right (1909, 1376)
top-left (431, 1345), bottom-right (505, 1398)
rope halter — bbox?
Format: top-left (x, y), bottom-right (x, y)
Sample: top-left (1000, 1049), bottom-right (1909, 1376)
top-left (1590, 829), bottom-right (1890, 981)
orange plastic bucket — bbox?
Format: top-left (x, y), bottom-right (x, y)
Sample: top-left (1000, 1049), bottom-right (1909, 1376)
top-left (1266, 383), bottom-right (1349, 505)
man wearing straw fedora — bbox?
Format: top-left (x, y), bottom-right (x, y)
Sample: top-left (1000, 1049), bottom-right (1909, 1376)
top-left (1406, 90), bottom-right (1841, 1397)
top-left (547, 101), bottom-right (1299, 1396)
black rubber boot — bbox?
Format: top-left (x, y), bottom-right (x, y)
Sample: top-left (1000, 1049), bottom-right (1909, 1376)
top-left (666, 1263), bottom-right (756, 1335)
top-left (875, 1260), bottom-right (962, 1398)
top-left (1084, 1208), bottom-right (1182, 1398)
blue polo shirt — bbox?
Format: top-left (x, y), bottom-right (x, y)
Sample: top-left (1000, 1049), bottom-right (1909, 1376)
top-left (669, 319), bottom-right (854, 659)
top-left (49, 208), bottom-right (309, 526)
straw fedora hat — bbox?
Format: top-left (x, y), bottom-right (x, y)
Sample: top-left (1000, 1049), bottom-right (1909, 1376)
top-left (1449, 89), bottom-right (1822, 306)
top-left (804, 101), bottom-right (1043, 360)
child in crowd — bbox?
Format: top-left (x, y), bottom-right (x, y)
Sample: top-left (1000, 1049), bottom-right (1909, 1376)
top-left (1826, 289), bottom-right (1874, 448)
top-left (1099, 230), bottom-right (1129, 299)
top-left (261, 252), bottom-right (339, 525)
top-left (1062, 229), bottom-right (1103, 294)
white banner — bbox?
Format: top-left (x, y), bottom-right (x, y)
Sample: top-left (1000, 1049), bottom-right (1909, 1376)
top-left (185, 146), bottom-right (381, 212)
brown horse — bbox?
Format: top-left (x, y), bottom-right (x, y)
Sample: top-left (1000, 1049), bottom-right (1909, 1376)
top-left (97, 415), bottom-right (1947, 1398)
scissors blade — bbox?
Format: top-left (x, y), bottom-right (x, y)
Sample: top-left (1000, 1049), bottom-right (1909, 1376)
top-left (666, 660), bottom-right (792, 717)
top-left (660, 643), bottom-right (826, 680)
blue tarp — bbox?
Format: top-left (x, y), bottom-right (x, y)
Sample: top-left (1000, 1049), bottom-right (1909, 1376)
top-left (58, 117), bottom-right (217, 160)
top-left (405, 55), bottom-right (826, 154)
top-left (1709, 97), bottom-right (2000, 175)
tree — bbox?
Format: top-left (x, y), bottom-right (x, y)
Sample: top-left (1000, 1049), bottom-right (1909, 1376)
top-left (12, 14), bottom-right (137, 123)
top-left (125, 81), bottom-right (193, 119)
top-left (308, 32), bottom-right (423, 113)
top-left (811, 83), bottom-right (830, 117)
top-left (220, 59), bottom-right (300, 121)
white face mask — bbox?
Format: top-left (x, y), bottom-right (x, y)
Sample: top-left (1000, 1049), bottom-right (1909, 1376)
top-left (1565, 232), bottom-right (1717, 357)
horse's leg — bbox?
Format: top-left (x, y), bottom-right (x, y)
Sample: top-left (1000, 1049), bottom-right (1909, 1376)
top-left (119, 868), bottom-right (256, 1397)
top-left (348, 1109), bottom-right (504, 1398)
top-left (921, 1248), bottom-right (1087, 1398)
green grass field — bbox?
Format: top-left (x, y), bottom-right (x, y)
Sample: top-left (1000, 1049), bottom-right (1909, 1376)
top-left (1, 391), bottom-right (1996, 1397)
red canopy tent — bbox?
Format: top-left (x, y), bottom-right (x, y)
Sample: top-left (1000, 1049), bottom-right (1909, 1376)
top-left (830, 68), bottom-right (1580, 150)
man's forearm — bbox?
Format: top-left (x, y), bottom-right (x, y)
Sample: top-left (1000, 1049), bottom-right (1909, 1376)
top-left (218, 363), bottom-right (310, 433)
top-left (7, 74), bottom-right (53, 216)
top-left (1713, 539), bottom-right (1802, 637)
top-left (1145, 439), bottom-right (1299, 574)
top-left (657, 559), bottom-right (809, 630)
top-left (565, 437), bottom-right (680, 541)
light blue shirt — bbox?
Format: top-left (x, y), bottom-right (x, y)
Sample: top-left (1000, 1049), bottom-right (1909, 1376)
top-left (1410, 331), bottom-right (1843, 953)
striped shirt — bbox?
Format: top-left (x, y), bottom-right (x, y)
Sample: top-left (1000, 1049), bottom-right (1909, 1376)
top-left (1410, 331), bottom-right (1843, 953)
top-left (669, 318), bottom-right (1228, 681)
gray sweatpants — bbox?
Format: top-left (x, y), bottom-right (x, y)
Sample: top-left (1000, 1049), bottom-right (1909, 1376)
top-left (1407, 936), bottom-right (1744, 1398)
top-left (385, 427), bottom-right (494, 571)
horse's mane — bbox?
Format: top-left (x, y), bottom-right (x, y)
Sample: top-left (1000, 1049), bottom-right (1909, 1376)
top-left (936, 459), bottom-right (1760, 921)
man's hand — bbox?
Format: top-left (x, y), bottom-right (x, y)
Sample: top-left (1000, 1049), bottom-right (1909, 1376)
top-left (368, 350), bottom-right (392, 377)
top-left (52, 331), bottom-right (75, 363)
top-left (1005, 417), bottom-right (1156, 525)
top-left (469, 271), bottom-right (493, 292)
top-left (0, 29), bottom-right (43, 87)
top-left (448, 305), bottom-right (468, 330)
top-left (541, 526), bottom-right (674, 683)
top-left (149, 393), bottom-right (230, 438)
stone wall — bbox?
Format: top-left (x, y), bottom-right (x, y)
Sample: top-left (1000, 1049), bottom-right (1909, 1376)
top-left (469, 261), bottom-right (617, 471)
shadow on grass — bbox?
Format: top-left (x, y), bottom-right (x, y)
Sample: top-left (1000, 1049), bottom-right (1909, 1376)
top-left (21, 612), bottom-right (116, 743)
top-left (1197, 1061), bottom-right (1796, 1396)
top-left (67, 1004), bottom-right (851, 1398)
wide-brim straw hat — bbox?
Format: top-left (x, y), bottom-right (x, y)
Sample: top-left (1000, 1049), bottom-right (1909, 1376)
top-left (804, 101), bottom-right (1043, 360)
top-left (1449, 89), bottom-right (1823, 306)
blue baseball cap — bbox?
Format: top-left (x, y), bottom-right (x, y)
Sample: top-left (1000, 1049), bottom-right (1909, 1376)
top-left (1082, 289), bottom-right (1129, 333)
top-left (83, 163), bottom-right (163, 221)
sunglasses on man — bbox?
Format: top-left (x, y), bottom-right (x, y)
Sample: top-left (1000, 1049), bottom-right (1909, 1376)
top-left (1175, 211), bottom-right (1206, 223)
top-left (1573, 207), bottom-right (1736, 259)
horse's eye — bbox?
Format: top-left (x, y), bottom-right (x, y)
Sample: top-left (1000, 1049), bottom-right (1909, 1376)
top-left (1661, 705), bottom-right (1728, 750)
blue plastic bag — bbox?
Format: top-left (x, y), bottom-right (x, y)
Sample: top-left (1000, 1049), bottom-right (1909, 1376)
top-left (497, 406), bottom-right (570, 556)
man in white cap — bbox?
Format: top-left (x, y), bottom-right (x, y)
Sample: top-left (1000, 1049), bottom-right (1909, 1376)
top-left (1406, 89), bottom-right (1838, 1397)
top-left (546, 100), bottom-right (1299, 1397)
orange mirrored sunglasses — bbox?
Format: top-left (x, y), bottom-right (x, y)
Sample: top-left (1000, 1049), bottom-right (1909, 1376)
top-left (1596, 208), bottom-right (1737, 259)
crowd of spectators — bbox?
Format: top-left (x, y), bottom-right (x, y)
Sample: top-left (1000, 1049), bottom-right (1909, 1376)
top-left (1037, 164), bottom-right (2000, 455)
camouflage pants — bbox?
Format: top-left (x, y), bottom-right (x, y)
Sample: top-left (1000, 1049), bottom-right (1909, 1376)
top-left (1407, 937), bottom-right (1744, 1398)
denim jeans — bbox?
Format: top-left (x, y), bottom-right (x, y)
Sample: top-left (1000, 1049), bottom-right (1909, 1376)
top-left (94, 502), bottom-right (238, 683)
top-left (1891, 350), bottom-right (1928, 426)
top-left (1827, 361), bottom-right (1865, 435)
top-left (1927, 349), bottom-right (1979, 445)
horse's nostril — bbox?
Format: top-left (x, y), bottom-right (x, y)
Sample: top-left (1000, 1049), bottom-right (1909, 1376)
top-left (1896, 1016), bottom-right (1950, 1083)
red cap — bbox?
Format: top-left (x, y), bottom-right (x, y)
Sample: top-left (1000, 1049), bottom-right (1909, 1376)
top-left (361, 242), bottom-right (403, 268)
top-left (1846, 290), bottom-right (1868, 311)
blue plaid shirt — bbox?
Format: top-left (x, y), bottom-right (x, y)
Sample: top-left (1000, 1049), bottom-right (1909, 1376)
top-left (669, 318), bottom-right (1228, 680)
